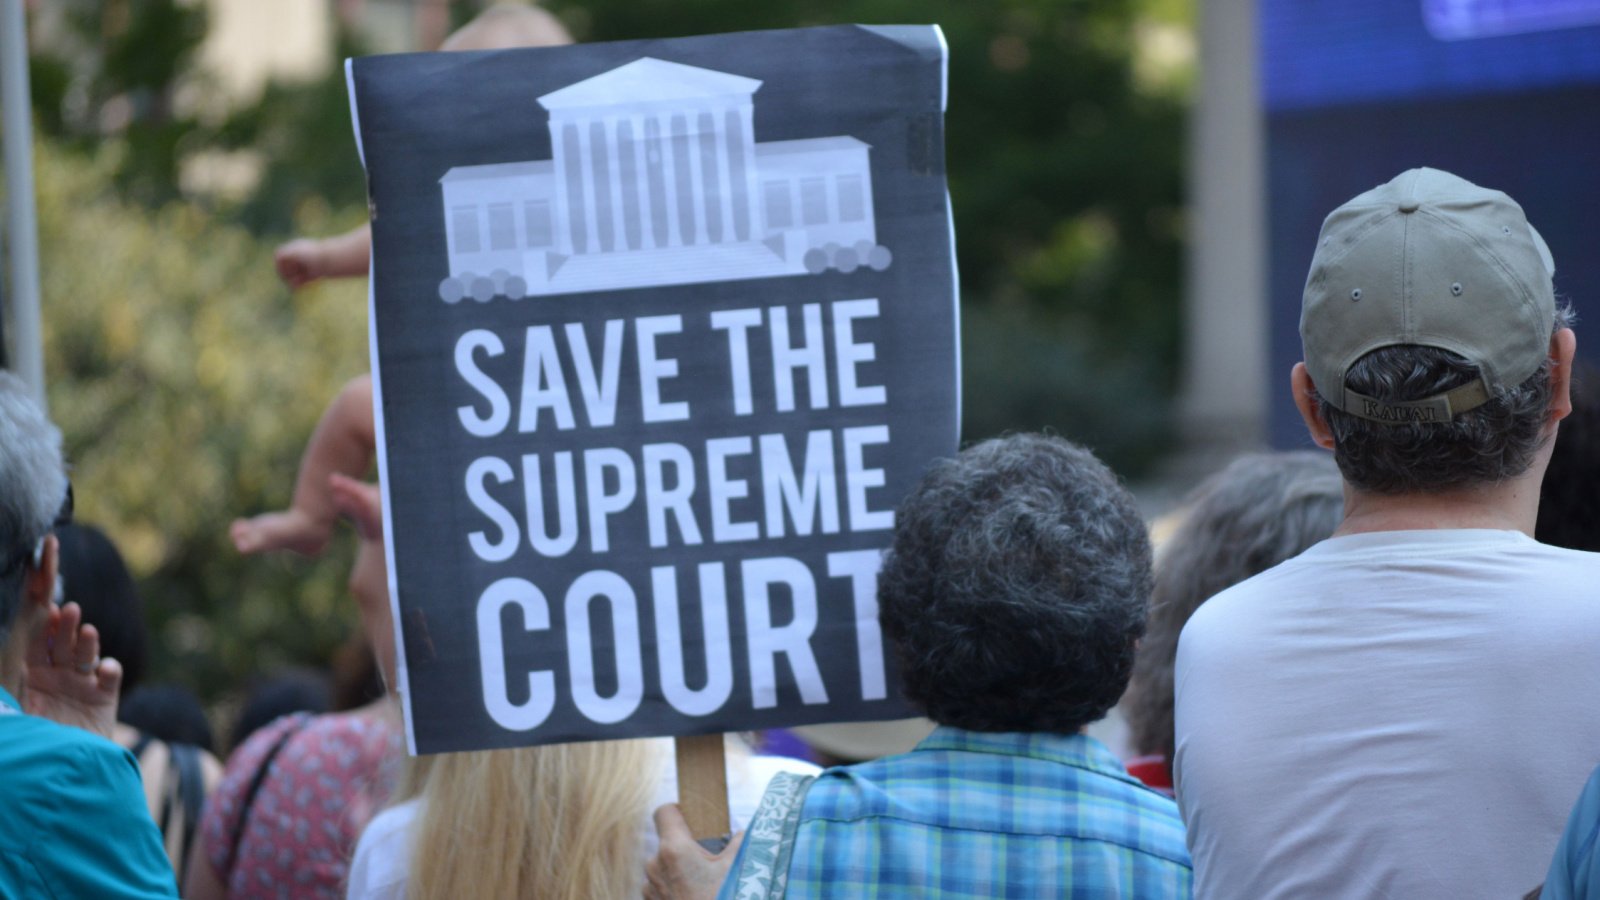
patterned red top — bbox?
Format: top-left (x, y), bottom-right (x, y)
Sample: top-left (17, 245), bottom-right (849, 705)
top-left (201, 705), bottom-right (399, 898)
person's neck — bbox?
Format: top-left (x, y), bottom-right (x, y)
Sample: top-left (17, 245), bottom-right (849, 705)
top-left (0, 653), bottom-right (23, 703)
top-left (0, 619), bottom-right (31, 701)
top-left (1335, 469), bottom-right (1544, 538)
top-left (0, 600), bottom-right (43, 702)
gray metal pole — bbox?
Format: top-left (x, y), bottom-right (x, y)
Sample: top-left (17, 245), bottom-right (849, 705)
top-left (1, 0), bottom-right (45, 408)
top-left (1177, 0), bottom-right (1265, 456)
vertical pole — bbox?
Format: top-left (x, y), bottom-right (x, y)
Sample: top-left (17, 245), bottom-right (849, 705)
top-left (674, 733), bottom-right (731, 842)
top-left (1, 0), bottom-right (45, 408)
top-left (1178, 0), bottom-right (1265, 454)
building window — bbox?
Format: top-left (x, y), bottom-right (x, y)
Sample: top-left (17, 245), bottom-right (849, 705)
top-left (488, 202), bottom-right (516, 251)
top-left (764, 180), bottom-right (793, 229)
top-left (525, 200), bottom-right (553, 248)
top-left (800, 177), bottom-right (828, 226)
top-left (837, 174), bottom-right (865, 223)
top-left (452, 206), bottom-right (481, 254)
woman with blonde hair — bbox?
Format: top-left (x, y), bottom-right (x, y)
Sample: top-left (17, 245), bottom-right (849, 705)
top-left (350, 739), bottom-right (661, 900)
top-left (341, 471), bottom-right (816, 898)
top-left (351, 731), bottom-right (811, 899)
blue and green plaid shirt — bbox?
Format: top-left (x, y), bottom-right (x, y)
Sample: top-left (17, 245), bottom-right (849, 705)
top-left (721, 727), bottom-right (1192, 899)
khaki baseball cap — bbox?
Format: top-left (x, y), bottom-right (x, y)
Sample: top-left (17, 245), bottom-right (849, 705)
top-left (1300, 167), bottom-right (1556, 424)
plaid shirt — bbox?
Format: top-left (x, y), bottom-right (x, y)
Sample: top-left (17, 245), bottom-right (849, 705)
top-left (722, 727), bottom-right (1192, 899)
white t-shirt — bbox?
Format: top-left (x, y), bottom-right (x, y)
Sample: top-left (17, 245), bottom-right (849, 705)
top-left (1174, 529), bottom-right (1600, 900)
top-left (345, 740), bottom-right (819, 900)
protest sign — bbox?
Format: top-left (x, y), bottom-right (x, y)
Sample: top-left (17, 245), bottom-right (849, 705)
top-left (349, 25), bottom-right (958, 754)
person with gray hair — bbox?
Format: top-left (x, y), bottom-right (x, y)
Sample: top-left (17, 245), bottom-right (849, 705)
top-left (646, 433), bottom-right (1192, 899)
top-left (0, 372), bottom-right (176, 896)
top-left (1121, 450), bottom-right (1341, 794)
top-left (1174, 168), bottom-right (1600, 899)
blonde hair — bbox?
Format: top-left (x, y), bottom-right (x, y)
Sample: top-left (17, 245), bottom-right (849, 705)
top-left (440, 2), bottom-right (573, 52)
top-left (406, 739), bottom-right (661, 900)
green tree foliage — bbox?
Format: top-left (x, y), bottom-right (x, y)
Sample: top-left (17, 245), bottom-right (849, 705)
top-left (33, 0), bottom-right (1188, 471)
top-left (545, 0), bottom-right (1190, 470)
top-left (210, 29), bottom-right (375, 235)
top-left (29, 1), bottom-right (372, 234)
top-left (27, 0), bottom-right (208, 206)
top-left (34, 144), bottom-right (371, 712)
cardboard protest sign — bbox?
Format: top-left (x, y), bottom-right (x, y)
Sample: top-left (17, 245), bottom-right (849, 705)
top-left (348, 25), bottom-right (957, 754)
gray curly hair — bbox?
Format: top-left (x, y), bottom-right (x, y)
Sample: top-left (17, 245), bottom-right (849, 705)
top-left (1123, 451), bottom-right (1342, 776)
top-left (0, 373), bottom-right (67, 640)
top-left (878, 433), bottom-right (1152, 733)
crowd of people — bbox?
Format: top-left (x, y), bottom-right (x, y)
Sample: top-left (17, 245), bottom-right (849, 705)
top-left (639, 174), bottom-right (1600, 900)
top-left (2, 3), bottom-right (1599, 896)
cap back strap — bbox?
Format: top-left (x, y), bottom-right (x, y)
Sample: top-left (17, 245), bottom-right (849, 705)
top-left (1341, 380), bottom-right (1491, 424)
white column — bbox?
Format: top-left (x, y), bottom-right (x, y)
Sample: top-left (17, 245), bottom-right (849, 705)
top-left (736, 101), bottom-right (760, 241)
top-left (549, 114), bottom-right (574, 255)
top-left (713, 103), bottom-right (737, 244)
top-left (1179, 0), bottom-right (1266, 452)
top-left (576, 117), bottom-right (603, 254)
top-left (605, 116), bottom-right (629, 252)
top-left (683, 112), bottom-right (705, 246)
top-left (661, 114), bottom-right (685, 247)
top-left (633, 114), bottom-right (657, 250)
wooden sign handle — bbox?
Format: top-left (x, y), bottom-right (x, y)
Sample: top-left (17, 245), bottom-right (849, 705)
top-left (674, 733), bottom-right (730, 843)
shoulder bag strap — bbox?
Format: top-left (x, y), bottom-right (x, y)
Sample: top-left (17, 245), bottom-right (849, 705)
top-left (728, 771), bottom-right (816, 900)
top-left (168, 742), bottom-right (206, 884)
top-left (227, 716), bottom-right (307, 870)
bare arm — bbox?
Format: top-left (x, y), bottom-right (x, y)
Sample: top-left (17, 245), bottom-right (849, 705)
top-left (274, 223), bottom-right (372, 288)
top-left (181, 838), bottom-right (227, 900)
top-left (231, 374), bottom-right (376, 556)
top-left (288, 373), bottom-right (377, 519)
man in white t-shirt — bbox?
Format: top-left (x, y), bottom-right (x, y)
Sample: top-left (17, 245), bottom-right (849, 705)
top-left (1174, 167), bottom-right (1600, 899)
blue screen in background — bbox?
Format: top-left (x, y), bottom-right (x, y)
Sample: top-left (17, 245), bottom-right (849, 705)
top-left (1424, 0), bottom-right (1600, 39)
top-left (1263, 1), bottom-right (1600, 447)
top-left (1262, 0), bottom-right (1600, 110)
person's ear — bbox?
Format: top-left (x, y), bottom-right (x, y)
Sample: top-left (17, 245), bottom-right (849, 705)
top-left (1548, 327), bottom-right (1577, 427)
top-left (1292, 363), bottom-right (1336, 450)
top-left (22, 534), bottom-right (58, 613)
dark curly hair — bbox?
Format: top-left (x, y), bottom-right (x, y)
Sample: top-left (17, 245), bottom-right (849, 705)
top-left (878, 433), bottom-right (1152, 733)
top-left (1313, 307), bottom-right (1572, 495)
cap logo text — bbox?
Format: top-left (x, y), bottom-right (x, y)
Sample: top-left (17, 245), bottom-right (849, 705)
top-left (1362, 398), bottom-right (1441, 423)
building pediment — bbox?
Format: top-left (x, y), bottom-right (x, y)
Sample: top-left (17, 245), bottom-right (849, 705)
top-left (537, 57), bottom-right (762, 110)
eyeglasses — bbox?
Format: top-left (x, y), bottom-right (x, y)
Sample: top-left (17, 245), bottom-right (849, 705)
top-left (53, 482), bottom-right (73, 531)
top-left (1, 480), bottom-right (74, 578)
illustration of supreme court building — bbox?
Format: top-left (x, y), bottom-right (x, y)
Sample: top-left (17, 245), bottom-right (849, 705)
top-left (437, 57), bottom-right (891, 302)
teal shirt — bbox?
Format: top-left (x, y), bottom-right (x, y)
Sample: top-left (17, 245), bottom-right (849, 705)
top-left (0, 686), bottom-right (177, 898)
